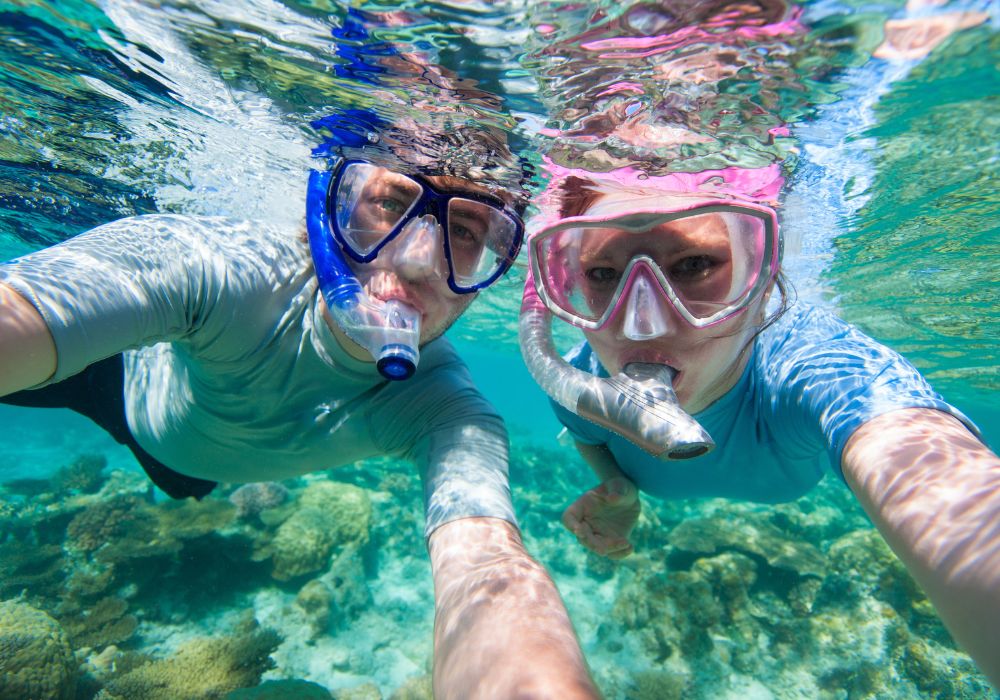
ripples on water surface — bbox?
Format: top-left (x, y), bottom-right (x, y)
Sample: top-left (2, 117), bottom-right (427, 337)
top-left (0, 0), bottom-right (997, 697)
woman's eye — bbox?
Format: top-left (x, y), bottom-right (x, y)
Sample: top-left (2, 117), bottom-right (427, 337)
top-left (585, 267), bottom-right (620, 285)
top-left (670, 255), bottom-right (715, 278)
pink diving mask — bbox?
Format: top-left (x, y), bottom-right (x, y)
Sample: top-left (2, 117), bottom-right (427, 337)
top-left (529, 194), bottom-right (781, 334)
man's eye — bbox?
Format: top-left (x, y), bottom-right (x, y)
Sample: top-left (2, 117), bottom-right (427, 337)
top-left (585, 267), bottom-right (620, 285)
top-left (374, 197), bottom-right (407, 215)
top-left (450, 222), bottom-right (486, 245)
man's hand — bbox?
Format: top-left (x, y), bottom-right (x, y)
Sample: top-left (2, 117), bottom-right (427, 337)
top-left (562, 476), bottom-right (640, 559)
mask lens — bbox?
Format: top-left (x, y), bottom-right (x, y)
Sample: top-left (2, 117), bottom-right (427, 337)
top-left (446, 198), bottom-right (520, 289)
top-left (334, 163), bottom-right (423, 256)
top-left (536, 208), bottom-right (770, 325)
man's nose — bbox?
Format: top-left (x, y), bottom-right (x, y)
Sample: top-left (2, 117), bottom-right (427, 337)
top-left (619, 267), bottom-right (676, 341)
top-left (390, 214), bottom-right (447, 281)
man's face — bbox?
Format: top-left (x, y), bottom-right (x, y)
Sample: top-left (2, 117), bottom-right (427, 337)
top-left (341, 170), bottom-right (513, 345)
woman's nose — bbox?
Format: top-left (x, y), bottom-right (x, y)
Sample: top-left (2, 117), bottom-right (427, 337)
top-left (390, 214), bottom-right (447, 281)
top-left (619, 269), bottom-right (676, 341)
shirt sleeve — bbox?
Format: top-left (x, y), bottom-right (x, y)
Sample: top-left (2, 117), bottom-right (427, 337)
top-left (0, 214), bottom-right (305, 386)
top-left (759, 304), bottom-right (980, 478)
top-left (1, 216), bottom-right (218, 384)
top-left (375, 342), bottom-right (518, 540)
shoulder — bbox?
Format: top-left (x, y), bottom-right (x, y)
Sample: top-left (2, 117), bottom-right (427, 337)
top-left (80, 214), bottom-right (302, 251)
top-left (563, 340), bottom-right (607, 377)
top-left (754, 301), bottom-right (889, 369)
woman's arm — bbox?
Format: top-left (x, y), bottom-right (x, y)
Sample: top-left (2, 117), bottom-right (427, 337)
top-left (842, 407), bottom-right (1000, 688)
top-left (428, 516), bottom-right (601, 700)
top-left (0, 283), bottom-right (56, 396)
top-left (562, 440), bottom-right (641, 559)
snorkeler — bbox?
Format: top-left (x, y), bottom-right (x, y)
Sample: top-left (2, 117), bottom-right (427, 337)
top-left (0, 121), bottom-right (601, 698)
top-left (519, 165), bottom-right (1000, 687)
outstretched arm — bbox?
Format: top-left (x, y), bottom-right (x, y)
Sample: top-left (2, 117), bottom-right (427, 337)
top-left (842, 407), bottom-right (1000, 688)
top-left (0, 282), bottom-right (56, 396)
top-left (428, 516), bottom-right (601, 700)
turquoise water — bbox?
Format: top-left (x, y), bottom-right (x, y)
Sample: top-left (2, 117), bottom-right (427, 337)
top-left (1, 1), bottom-right (998, 698)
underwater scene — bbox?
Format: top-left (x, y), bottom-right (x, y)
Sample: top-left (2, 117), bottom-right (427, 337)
top-left (1, 0), bottom-right (998, 698)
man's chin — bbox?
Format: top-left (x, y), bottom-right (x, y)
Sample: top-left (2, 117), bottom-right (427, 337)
top-left (418, 298), bottom-right (476, 347)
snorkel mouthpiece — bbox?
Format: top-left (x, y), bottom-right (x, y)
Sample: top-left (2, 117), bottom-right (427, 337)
top-left (519, 274), bottom-right (714, 459)
top-left (373, 299), bottom-right (420, 380)
top-left (576, 363), bottom-right (713, 459)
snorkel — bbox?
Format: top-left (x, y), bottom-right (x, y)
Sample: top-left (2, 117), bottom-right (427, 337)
top-left (307, 167), bottom-right (421, 380)
top-left (521, 268), bottom-right (713, 459)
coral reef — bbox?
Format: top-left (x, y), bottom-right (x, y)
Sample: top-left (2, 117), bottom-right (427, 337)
top-left (387, 675), bottom-right (433, 700)
top-left (262, 481), bottom-right (373, 581)
top-left (0, 599), bottom-right (77, 700)
top-left (667, 514), bottom-right (827, 577)
top-left (225, 678), bottom-right (332, 699)
top-left (333, 683), bottom-right (382, 700)
top-left (50, 454), bottom-right (108, 495)
top-left (0, 541), bottom-right (67, 600)
top-left (95, 620), bottom-right (282, 700)
top-left (60, 595), bottom-right (138, 650)
top-left (0, 442), bottom-right (992, 699)
top-left (229, 482), bottom-right (290, 520)
top-left (66, 495), bottom-right (155, 552)
top-left (154, 496), bottom-right (237, 540)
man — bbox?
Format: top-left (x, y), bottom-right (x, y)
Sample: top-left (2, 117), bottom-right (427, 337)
top-left (0, 121), bottom-right (601, 699)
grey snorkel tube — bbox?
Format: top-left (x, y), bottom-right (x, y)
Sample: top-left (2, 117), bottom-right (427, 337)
top-left (520, 271), bottom-right (714, 460)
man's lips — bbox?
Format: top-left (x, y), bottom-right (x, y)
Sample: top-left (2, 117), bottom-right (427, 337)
top-left (362, 276), bottom-right (425, 315)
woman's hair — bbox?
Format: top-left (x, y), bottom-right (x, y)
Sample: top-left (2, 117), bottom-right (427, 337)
top-left (557, 175), bottom-right (605, 218)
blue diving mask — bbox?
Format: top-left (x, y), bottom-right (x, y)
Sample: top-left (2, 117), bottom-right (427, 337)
top-left (306, 159), bottom-right (524, 380)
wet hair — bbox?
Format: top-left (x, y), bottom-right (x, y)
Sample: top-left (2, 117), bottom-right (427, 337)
top-left (557, 175), bottom-right (605, 219)
top-left (312, 110), bottom-right (531, 215)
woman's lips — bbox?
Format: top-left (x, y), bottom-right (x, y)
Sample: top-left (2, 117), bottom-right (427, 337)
top-left (619, 349), bottom-right (677, 371)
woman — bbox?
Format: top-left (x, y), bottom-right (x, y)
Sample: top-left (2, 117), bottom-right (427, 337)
top-left (519, 164), bottom-right (1000, 687)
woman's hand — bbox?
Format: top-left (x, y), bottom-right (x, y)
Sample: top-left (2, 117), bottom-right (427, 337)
top-left (562, 476), bottom-right (640, 559)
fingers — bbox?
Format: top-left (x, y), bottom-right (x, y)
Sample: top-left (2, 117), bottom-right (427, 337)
top-left (569, 518), bottom-right (633, 559)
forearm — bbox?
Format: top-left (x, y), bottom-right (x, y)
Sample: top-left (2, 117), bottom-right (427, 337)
top-left (843, 408), bottom-right (1000, 688)
top-left (0, 282), bottom-right (56, 395)
top-left (576, 441), bottom-right (626, 483)
top-left (429, 517), bottom-right (600, 700)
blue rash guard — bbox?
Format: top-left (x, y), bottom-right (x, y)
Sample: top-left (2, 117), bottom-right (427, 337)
top-left (553, 302), bottom-right (979, 503)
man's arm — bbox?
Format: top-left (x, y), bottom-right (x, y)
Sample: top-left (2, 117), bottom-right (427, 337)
top-left (428, 516), bottom-right (601, 700)
top-left (842, 407), bottom-right (1000, 688)
top-left (0, 282), bottom-right (56, 396)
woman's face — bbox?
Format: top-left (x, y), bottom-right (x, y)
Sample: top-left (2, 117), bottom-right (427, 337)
top-left (576, 213), bottom-right (769, 414)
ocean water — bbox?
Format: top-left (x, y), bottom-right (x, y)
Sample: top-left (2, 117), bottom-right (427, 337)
top-left (0, 1), bottom-right (997, 699)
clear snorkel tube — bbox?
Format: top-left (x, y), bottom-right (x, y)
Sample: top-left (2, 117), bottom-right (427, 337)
top-left (307, 167), bottom-right (421, 381)
top-left (519, 268), bottom-right (714, 460)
